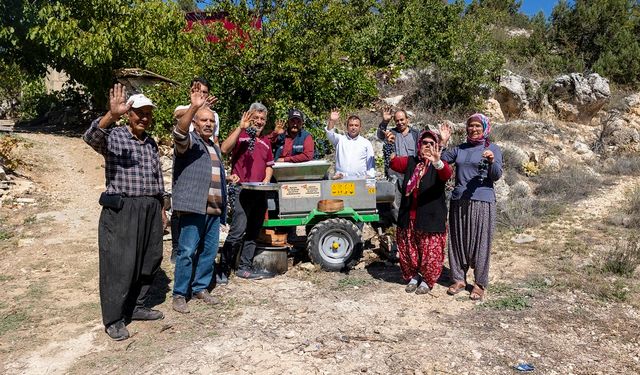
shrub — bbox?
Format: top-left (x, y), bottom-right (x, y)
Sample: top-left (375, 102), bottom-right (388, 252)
top-left (497, 197), bottom-right (539, 232)
top-left (534, 165), bottom-right (601, 202)
top-left (625, 186), bottom-right (640, 228)
top-left (601, 236), bottom-right (640, 276)
top-left (0, 134), bottom-right (20, 171)
top-left (604, 155), bottom-right (640, 176)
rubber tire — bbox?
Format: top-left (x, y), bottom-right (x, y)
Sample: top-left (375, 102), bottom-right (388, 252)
top-left (307, 218), bottom-right (363, 271)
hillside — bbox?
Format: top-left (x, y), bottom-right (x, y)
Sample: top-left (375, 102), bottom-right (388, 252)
top-left (0, 93), bottom-right (639, 373)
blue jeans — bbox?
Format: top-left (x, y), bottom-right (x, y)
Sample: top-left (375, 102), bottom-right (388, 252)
top-left (173, 213), bottom-right (221, 297)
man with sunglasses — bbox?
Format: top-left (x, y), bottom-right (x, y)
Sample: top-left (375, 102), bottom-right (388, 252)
top-left (83, 84), bottom-right (167, 341)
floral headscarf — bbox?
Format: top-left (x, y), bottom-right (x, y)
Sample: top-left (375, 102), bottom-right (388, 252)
top-left (405, 130), bottom-right (439, 196)
top-left (466, 113), bottom-right (492, 147)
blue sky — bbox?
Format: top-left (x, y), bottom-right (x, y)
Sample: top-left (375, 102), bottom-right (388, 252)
top-left (454, 0), bottom-right (565, 17)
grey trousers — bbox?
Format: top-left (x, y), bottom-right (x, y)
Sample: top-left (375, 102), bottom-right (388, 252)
top-left (448, 199), bottom-right (495, 288)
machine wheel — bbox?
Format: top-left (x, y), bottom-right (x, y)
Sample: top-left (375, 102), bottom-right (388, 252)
top-left (307, 218), bottom-right (363, 271)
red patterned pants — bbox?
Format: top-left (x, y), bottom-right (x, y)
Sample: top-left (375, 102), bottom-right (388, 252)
top-left (396, 220), bottom-right (447, 288)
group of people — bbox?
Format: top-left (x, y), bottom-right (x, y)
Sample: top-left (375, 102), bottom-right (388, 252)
top-left (84, 78), bottom-right (502, 341)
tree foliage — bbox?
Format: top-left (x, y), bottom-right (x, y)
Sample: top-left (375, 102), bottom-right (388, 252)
top-left (2, 0), bottom-right (640, 135)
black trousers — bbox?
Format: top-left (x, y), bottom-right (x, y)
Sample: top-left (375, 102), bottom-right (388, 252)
top-left (220, 189), bottom-right (267, 271)
top-left (98, 196), bottom-right (163, 327)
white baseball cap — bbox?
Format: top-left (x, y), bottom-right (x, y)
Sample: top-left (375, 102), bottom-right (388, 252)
top-left (127, 94), bottom-right (156, 109)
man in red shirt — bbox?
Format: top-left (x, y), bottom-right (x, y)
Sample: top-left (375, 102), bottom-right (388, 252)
top-left (270, 109), bottom-right (314, 163)
top-left (220, 103), bottom-right (275, 280)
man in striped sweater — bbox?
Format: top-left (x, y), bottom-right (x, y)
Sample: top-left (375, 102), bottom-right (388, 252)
top-left (170, 82), bottom-right (234, 314)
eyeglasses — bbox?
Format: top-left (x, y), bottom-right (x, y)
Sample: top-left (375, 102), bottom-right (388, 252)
top-left (421, 140), bottom-right (436, 146)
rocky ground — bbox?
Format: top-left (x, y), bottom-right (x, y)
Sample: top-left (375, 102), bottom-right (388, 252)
top-left (0, 122), bottom-right (639, 375)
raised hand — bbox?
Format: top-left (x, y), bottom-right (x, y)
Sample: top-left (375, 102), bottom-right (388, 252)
top-left (240, 110), bottom-right (255, 129)
top-left (275, 119), bottom-right (286, 135)
top-left (329, 108), bottom-right (340, 123)
top-left (382, 106), bottom-right (393, 123)
top-left (108, 83), bottom-right (131, 117)
top-left (425, 142), bottom-right (442, 163)
top-left (190, 82), bottom-right (208, 109)
top-left (438, 122), bottom-right (452, 146)
top-left (206, 94), bottom-right (218, 108)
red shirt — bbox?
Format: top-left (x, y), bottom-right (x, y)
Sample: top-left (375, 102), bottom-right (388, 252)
top-left (280, 133), bottom-right (314, 162)
top-left (231, 129), bottom-right (274, 182)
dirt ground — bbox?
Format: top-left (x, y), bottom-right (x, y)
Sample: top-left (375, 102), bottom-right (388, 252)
top-left (1, 131), bottom-right (639, 375)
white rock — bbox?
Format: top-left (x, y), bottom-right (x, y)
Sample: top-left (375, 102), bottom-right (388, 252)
top-left (16, 197), bottom-right (36, 204)
top-left (382, 95), bottom-right (404, 107)
top-left (512, 234), bottom-right (536, 244)
top-left (549, 73), bottom-right (610, 123)
top-left (573, 141), bottom-right (591, 155)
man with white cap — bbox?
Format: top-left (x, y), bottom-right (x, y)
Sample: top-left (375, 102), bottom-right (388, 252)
top-left (83, 83), bottom-right (167, 341)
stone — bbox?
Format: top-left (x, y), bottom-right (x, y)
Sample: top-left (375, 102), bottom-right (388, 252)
top-left (501, 143), bottom-right (529, 169)
top-left (483, 98), bottom-right (506, 123)
top-left (573, 141), bottom-right (591, 155)
top-left (0, 166), bottom-right (5, 181)
top-left (382, 95), bottom-right (404, 107)
top-left (299, 262), bottom-right (316, 272)
top-left (512, 234), bottom-right (536, 244)
top-left (495, 71), bottom-right (540, 120)
top-left (18, 238), bottom-right (35, 247)
top-left (542, 155), bottom-right (561, 171)
top-left (16, 197), bottom-right (36, 204)
top-left (494, 178), bottom-right (510, 202)
top-left (549, 73), bottom-right (610, 124)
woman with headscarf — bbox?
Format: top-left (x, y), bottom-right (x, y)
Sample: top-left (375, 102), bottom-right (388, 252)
top-left (439, 113), bottom-right (503, 301)
top-left (389, 130), bottom-right (453, 294)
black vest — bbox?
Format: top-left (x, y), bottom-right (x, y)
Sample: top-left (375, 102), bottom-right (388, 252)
top-left (397, 157), bottom-right (447, 233)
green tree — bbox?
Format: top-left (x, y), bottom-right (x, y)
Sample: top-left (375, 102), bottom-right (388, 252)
top-left (550, 0), bottom-right (640, 84)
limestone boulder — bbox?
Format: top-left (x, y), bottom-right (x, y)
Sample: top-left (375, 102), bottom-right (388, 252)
top-left (495, 72), bottom-right (540, 120)
top-left (483, 98), bottom-right (506, 123)
top-left (548, 73), bottom-right (610, 124)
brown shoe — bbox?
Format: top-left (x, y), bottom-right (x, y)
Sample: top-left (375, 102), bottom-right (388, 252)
top-left (172, 295), bottom-right (189, 314)
top-left (470, 285), bottom-right (485, 301)
top-left (193, 290), bottom-right (220, 305)
top-left (447, 281), bottom-right (466, 296)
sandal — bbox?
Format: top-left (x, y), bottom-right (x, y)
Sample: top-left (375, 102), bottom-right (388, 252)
top-left (470, 285), bottom-right (485, 301)
top-left (446, 281), bottom-right (466, 296)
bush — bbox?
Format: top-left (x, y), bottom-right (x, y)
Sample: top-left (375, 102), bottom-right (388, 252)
top-left (625, 186), bottom-right (640, 228)
top-left (604, 155), bottom-right (640, 176)
top-left (534, 165), bottom-right (602, 202)
top-left (497, 196), bottom-right (539, 232)
top-left (601, 236), bottom-right (640, 276)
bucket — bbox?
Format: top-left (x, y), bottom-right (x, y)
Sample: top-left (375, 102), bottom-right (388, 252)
top-left (252, 245), bottom-right (289, 274)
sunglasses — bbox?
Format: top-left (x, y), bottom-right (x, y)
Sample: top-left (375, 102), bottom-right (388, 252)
top-left (421, 140), bottom-right (436, 146)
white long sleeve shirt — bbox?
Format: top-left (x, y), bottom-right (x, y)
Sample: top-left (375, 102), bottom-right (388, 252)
top-left (325, 127), bottom-right (376, 178)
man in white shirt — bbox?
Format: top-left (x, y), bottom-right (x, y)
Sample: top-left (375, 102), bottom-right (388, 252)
top-left (174, 78), bottom-right (219, 144)
top-left (325, 110), bottom-right (376, 179)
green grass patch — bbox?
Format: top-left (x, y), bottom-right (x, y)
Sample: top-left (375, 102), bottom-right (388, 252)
top-left (0, 229), bottom-right (13, 240)
top-left (336, 277), bottom-right (369, 289)
top-left (595, 280), bottom-right (631, 302)
top-left (0, 310), bottom-right (29, 336)
top-left (479, 282), bottom-right (533, 311)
